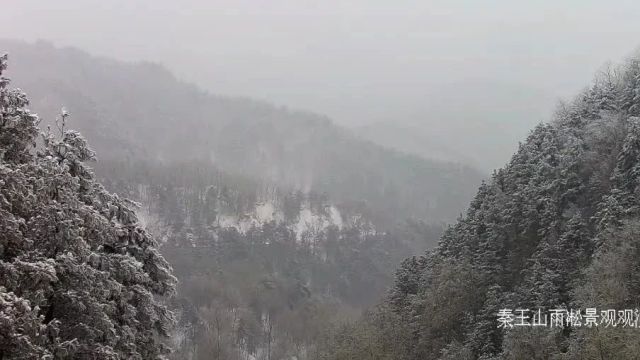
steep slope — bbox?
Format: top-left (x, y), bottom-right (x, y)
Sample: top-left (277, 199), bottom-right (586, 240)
top-left (0, 39), bottom-right (482, 224)
top-left (321, 53), bottom-right (640, 359)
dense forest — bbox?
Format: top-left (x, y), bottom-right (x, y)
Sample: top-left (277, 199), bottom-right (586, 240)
top-left (0, 41), bottom-right (472, 359)
top-left (4, 37), bottom-right (640, 360)
top-left (319, 55), bottom-right (640, 359)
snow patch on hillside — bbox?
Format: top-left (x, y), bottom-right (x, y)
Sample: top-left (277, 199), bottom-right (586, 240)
top-left (212, 201), bottom-right (349, 242)
top-left (329, 206), bottom-right (343, 228)
top-left (255, 202), bottom-right (281, 223)
top-left (294, 206), bottom-right (343, 242)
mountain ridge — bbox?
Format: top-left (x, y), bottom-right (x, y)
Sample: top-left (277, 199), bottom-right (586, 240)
top-left (0, 38), bottom-right (484, 225)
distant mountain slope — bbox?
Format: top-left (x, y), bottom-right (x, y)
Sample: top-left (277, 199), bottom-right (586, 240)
top-left (356, 122), bottom-right (480, 167)
top-left (0, 39), bottom-right (483, 224)
top-left (422, 80), bottom-right (558, 169)
top-left (357, 80), bottom-right (558, 172)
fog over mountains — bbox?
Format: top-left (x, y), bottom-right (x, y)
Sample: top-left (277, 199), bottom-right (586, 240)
top-left (4, 1), bottom-right (639, 170)
top-left (1, 39), bottom-right (483, 224)
top-left (3, 2), bottom-right (640, 359)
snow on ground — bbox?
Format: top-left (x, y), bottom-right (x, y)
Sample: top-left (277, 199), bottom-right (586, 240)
top-left (213, 200), bottom-right (349, 242)
top-left (294, 206), bottom-right (343, 242)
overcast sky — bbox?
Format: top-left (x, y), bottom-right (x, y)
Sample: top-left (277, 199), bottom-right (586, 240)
top-left (2, 0), bottom-right (640, 167)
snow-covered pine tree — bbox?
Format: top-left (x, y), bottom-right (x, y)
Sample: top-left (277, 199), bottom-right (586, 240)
top-left (0, 55), bottom-right (176, 359)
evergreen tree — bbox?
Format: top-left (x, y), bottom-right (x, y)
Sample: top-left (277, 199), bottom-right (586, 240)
top-left (0, 55), bottom-right (176, 359)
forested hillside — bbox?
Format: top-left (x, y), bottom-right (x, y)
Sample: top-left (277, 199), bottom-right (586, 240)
top-left (100, 160), bottom-right (441, 359)
top-left (0, 39), bottom-right (483, 225)
top-left (0, 40), bottom-right (477, 359)
top-left (320, 54), bottom-right (640, 359)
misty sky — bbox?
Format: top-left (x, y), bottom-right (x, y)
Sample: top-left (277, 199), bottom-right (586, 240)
top-left (2, 0), bottom-right (640, 168)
